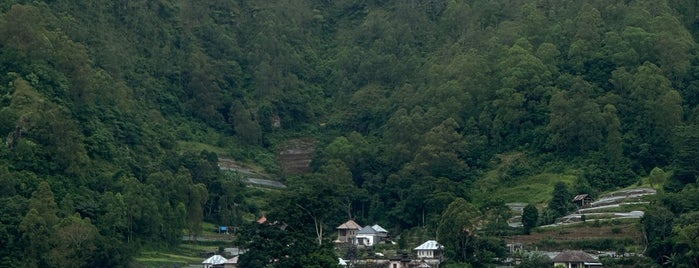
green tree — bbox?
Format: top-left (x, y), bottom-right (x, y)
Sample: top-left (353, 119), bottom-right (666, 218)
top-left (548, 182), bottom-right (574, 219)
top-left (547, 80), bottom-right (604, 155)
top-left (236, 221), bottom-right (339, 268)
top-left (49, 214), bottom-right (99, 268)
top-left (230, 100), bottom-right (261, 145)
top-left (648, 167), bottom-right (667, 188)
top-left (522, 204), bottom-right (538, 235)
top-left (602, 104), bottom-right (623, 166)
top-left (186, 183), bottom-right (208, 240)
top-left (670, 125), bottom-right (699, 189)
top-left (437, 198), bottom-right (482, 263)
top-left (642, 206), bottom-right (675, 265)
top-left (517, 251), bottom-right (552, 268)
top-left (673, 211), bottom-right (699, 267)
top-left (272, 174), bottom-right (344, 246)
top-left (408, 117), bottom-right (469, 180)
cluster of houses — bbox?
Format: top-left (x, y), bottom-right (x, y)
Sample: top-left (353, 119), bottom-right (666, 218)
top-left (201, 215), bottom-right (608, 268)
top-left (335, 219), bottom-right (444, 268)
top-left (335, 219), bottom-right (390, 247)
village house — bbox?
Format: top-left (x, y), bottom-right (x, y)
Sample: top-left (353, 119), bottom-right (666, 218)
top-left (414, 240), bottom-right (443, 259)
top-left (572, 194), bottom-right (594, 208)
top-left (336, 219), bottom-right (362, 243)
top-left (356, 225), bottom-right (380, 246)
top-left (553, 250), bottom-right (603, 268)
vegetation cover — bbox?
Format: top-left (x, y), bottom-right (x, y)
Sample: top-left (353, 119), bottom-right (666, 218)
top-left (0, 0), bottom-right (698, 267)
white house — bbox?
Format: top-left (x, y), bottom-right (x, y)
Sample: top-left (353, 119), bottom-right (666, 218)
top-left (414, 240), bottom-right (443, 259)
top-left (356, 225), bottom-right (379, 246)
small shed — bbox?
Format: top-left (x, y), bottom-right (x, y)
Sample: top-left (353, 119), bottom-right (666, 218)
top-left (573, 194), bottom-right (593, 207)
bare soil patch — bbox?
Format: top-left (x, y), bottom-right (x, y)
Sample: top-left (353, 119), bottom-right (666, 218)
top-left (278, 138), bottom-right (316, 174)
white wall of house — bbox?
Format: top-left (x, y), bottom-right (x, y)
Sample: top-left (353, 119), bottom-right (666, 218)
top-left (416, 250), bottom-right (434, 258)
top-left (355, 235), bottom-right (375, 246)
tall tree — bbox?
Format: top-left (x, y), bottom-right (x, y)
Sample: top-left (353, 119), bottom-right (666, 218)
top-left (548, 182), bottom-right (574, 219)
top-left (437, 198), bottom-right (482, 263)
top-left (186, 183), bottom-right (208, 240)
top-left (272, 174), bottom-right (345, 246)
top-left (522, 204), bottom-right (538, 235)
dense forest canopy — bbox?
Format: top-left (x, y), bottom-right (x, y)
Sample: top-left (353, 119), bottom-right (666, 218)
top-left (0, 0), bottom-right (698, 267)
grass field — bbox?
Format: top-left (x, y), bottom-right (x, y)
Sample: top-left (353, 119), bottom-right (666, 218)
top-left (473, 170), bottom-right (579, 205)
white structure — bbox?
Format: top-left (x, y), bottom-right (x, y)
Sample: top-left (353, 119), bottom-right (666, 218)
top-left (414, 240), bottom-right (443, 259)
top-left (356, 225), bottom-right (379, 246)
top-left (202, 255), bottom-right (227, 268)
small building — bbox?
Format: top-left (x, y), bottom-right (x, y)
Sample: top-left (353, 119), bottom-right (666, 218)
top-left (553, 250), bottom-right (603, 268)
top-left (356, 225), bottom-right (380, 246)
top-left (414, 240), bottom-right (443, 259)
top-left (336, 219), bottom-right (362, 243)
top-left (573, 194), bottom-right (593, 208)
top-left (202, 255), bottom-right (227, 268)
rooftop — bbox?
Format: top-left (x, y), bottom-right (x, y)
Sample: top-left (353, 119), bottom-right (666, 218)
top-left (553, 250), bottom-right (598, 263)
top-left (337, 219), bottom-right (362, 230)
top-left (414, 240), bottom-right (443, 251)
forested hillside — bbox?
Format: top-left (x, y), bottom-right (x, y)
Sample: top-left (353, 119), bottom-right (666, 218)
top-left (1, 0), bottom-right (698, 267)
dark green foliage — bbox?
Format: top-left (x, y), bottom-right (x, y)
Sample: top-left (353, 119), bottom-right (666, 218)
top-left (236, 222), bottom-right (339, 268)
top-left (517, 251), bottom-right (552, 268)
top-left (0, 0), bottom-right (698, 265)
top-left (522, 204), bottom-right (538, 235)
top-left (549, 182), bottom-right (575, 219)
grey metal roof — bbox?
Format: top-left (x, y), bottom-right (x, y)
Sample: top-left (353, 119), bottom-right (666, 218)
top-left (357, 225), bottom-right (378, 235)
top-left (372, 224), bottom-right (388, 233)
top-left (414, 240), bottom-right (443, 250)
